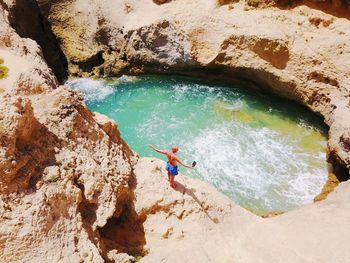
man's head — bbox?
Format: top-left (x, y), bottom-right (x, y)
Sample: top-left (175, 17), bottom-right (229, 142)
top-left (172, 145), bottom-right (179, 153)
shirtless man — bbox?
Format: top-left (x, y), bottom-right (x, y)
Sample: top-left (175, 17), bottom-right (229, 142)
top-left (148, 144), bottom-right (194, 188)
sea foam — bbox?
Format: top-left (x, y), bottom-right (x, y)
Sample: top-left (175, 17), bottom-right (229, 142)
top-left (67, 78), bottom-right (114, 102)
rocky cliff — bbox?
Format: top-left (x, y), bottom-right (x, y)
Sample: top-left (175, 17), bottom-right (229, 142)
top-left (0, 2), bottom-right (139, 262)
top-left (3, 0), bottom-right (68, 83)
top-left (134, 157), bottom-right (350, 263)
top-left (0, 0), bottom-right (350, 262)
top-left (37, 0), bottom-right (350, 181)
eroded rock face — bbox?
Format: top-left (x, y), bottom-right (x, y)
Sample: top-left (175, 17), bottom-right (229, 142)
top-left (39, 0), bottom-right (350, 178)
top-left (0, 4), bottom-right (138, 262)
top-left (1, 0), bottom-right (350, 262)
top-left (134, 158), bottom-right (350, 263)
top-left (3, 0), bottom-right (68, 83)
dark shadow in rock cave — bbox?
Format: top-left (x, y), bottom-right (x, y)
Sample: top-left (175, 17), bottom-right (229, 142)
top-left (98, 175), bottom-right (146, 260)
top-left (7, 0), bottom-right (68, 83)
top-left (72, 51), bottom-right (105, 73)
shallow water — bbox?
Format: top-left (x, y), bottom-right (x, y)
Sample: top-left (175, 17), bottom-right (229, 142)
top-left (67, 75), bottom-right (329, 213)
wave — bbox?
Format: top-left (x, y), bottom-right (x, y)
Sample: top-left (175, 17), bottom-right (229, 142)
top-left (181, 121), bottom-right (328, 212)
top-left (66, 78), bottom-right (114, 102)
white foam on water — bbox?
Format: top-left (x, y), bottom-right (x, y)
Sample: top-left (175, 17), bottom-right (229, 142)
top-left (118, 75), bottom-right (138, 82)
top-left (67, 78), bottom-right (114, 102)
top-left (181, 121), bottom-right (328, 212)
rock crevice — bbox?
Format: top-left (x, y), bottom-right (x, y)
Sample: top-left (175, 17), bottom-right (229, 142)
top-left (5, 0), bottom-right (68, 83)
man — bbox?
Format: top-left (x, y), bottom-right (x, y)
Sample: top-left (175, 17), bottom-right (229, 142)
top-left (148, 144), bottom-right (195, 188)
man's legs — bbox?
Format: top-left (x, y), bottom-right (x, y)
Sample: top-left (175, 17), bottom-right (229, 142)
top-left (167, 171), bottom-right (171, 182)
top-left (169, 175), bottom-right (177, 188)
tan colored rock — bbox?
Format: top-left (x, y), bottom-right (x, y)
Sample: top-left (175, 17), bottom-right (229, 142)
top-left (314, 172), bottom-right (340, 202)
top-left (134, 157), bottom-right (350, 263)
top-left (3, 0), bottom-right (68, 83)
top-left (40, 0), bottom-right (350, 179)
top-left (0, 0), bottom-right (350, 262)
top-left (0, 2), bottom-right (138, 262)
top-left (275, 0), bottom-right (350, 20)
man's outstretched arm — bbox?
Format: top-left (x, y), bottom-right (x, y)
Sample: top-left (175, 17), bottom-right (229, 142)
top-left (148, 144), bottom-right (168, 155)
top-left (176, 157), bottom-right (194, 169)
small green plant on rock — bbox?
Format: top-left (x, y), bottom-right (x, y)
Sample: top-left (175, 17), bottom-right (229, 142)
top-left (65, 128), bottom-right (73, 138)
top-left (0, 58), bottom-right (9, 79)
top-left (134, 255), bottom-right (143, 262)
top-left (133, 252), bottom-right (145, 262)
top-left (131, 249), bottom-right (148, 262)
top-left (45, 174), bottom-right (60, 183)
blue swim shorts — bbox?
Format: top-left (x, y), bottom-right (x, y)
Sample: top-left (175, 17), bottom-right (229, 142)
top-left (166, 162), bottom-right (178, 176)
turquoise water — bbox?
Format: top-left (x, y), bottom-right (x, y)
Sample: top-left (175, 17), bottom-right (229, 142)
top-left (67, 75), bottom-right (328, 213)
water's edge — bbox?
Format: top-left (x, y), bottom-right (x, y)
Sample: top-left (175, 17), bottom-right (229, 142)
top-left (67, 75), bottom-right (330, 213)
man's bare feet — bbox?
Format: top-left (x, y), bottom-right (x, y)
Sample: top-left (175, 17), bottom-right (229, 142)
top-left (170, 182), bottom-right (177, 188)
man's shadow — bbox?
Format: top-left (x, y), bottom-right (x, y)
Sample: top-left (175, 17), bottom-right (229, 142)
top-left (173, 181), bottom-right (219, 224)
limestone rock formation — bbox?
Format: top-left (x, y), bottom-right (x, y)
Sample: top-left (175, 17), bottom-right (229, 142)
top-left (0, 3), bottom-right (138, 262)
top-left (38, 0), bottom-right (350, 180)
top-left (135, 158), bottom-right (350, 263)
top-left (0, 0), bottom-right (350, 262)
top-left (3, 0), bottom-right (68, 83)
